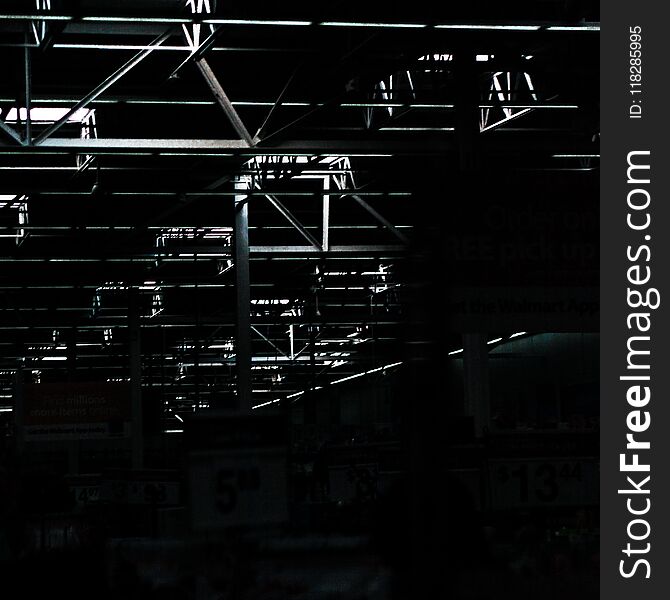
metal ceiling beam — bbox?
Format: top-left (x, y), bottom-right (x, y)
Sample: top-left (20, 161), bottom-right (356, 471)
top-left (0, 319), bottom-right (403, 330)
top-left (0, 320), bottom-right (402, 330)
top-left (0, 137), bottom-right (595, 156)
top-left (195, 57), bottom-right (256, 147)
top-left (248, 245), bottom-right (404, 254)
top-left (0, 244), bottom-right (404, 259)
top-left (32, 30), bottom-right (174, 145)
top-left (21, 137), bottom-right (249, 151)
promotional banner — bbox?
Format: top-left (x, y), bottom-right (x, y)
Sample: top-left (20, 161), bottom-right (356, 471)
top-left (23, 382), bottom-right (132, 440)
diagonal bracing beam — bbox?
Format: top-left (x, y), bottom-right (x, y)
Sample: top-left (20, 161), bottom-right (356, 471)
top-left (0, 119), bottom-right (23, 145)
top-left (168, 24), bottom-right (223, 80)
top-left (252, 325), bottom-right (289, 358)
top-left (195, 58), bottom-right (256, 147)
top-left (33, 30), bottom-right (173, 145)
top-left (263, 192), bottom-right (323, 250)
top-left (350, 194), bottom-right (409, 245)
top-left (255, 66), bottom-right (300, 140)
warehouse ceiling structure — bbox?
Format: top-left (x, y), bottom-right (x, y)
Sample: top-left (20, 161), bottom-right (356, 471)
top-left (0, 1), bottom-right (599, 434)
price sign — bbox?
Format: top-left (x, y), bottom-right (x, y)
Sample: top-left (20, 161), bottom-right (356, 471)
top-left (100, 470), bottom-right (181, 505)
top-left (186, 414), bottom-right (288, 530)
top-left (66, 475), bottom-right (102, 507)
top-left (489, 457), bottom-right (598, 508)
top-left (189, 450), bottom-right (287, 529)
top-left (71, 484), bottom-right (100, 506)
top-left (102, 480), bottom-right (180, 505)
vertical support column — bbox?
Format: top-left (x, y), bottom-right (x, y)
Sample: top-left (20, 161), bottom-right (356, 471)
top-left (289, 324), bottom-right (295, 360)
top-left (322, 175), bottom-right (330, 252)
top-left (462, 333), bottom-right (491, 437)
top-left (234, 176), bottom-right (252, 413)
top-left (66, 327), bottom-right (77, 376)
top-left (24, 33), bottom-right (32, 144)
top-left (66, 327), bottom-right (79, 474)
top-left (453, 48), bottom-right (481, 172)
top-left (401, 244), bottom-right (453, 597)
top-left (129, 290), bottom-right (143, 469)
top-left (14, 368), bottom-right (25, 457)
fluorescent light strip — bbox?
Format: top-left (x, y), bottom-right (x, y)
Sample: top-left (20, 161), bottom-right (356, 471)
top-left (0, 408), bottom-right (12, 413)
top-left (81, 16), bottom-right (190, 23)
top-left (330, 361), bottom-right (402, 385)
top-left (330, 371), bottom-right (366, 385)
top-left (204, 19), bottom-right (312, 26)
top-left (480, 104), bottom-right (578, 109)
top-left (235, 101), bottom-right (311, 107)
top-left (252, 399), bottom-right (281, 409)
top-left (180, 362), bottom-right (225, 367)
top-left (546, 24), bottom-right (600, 31)
top-left (174, 414), bottom-right (184, 423)
top-left (0, 166), bottom-right (77, 170)
top-left (0, 14), bottom-right (73, 21)
top-left (380, 127), bottom-right (455, 131)
top-left (253, 389), bottom-right (305, 410)
top-left (341, 103), bottom-right (404, 108)
top-left (552, 154), bottom-right (600, 158)
top-left (53, 44), bottom-right (197, 51)
top-left (436, 24), bottom-right (540, 30)
top-left (164, 429), bottom-right (184, 434)
top-left (321, 21), bottom-right (426, 28)
top-left (42, 356), bottom-right (67, 361)
top-left (252, 362), bottom-right (402, 409)
top-left (480, 108), bottom-right (532, 132)
top-left (450, 333), bottom-right (528, 356)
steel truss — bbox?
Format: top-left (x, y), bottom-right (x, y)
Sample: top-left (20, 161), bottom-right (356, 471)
top-left (0, 4), bottom-right (599, 423)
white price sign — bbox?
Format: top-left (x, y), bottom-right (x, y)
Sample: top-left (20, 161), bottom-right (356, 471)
top-left (489, 458), bottom-right (598, 508)
top-left (71, 484), bottom-right (100, 506)
top-left (102, 480), bottom-right (180, 505)
top-left (189, 449), bottom-right (287, 530)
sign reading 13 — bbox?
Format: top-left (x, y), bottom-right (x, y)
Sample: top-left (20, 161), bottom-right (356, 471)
top-left (489, 458), bottom-right (598, 508)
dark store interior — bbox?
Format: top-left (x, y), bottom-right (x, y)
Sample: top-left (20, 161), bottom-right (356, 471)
top-left (0, 1), bottom-right (599, 598)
